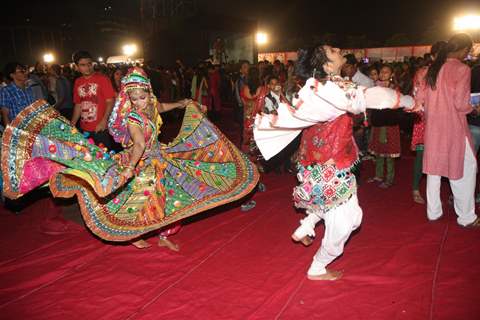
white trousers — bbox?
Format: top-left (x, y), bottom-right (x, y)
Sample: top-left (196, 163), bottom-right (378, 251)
top-left (426, 138), bottom-right (478, 226)
top-left (294, 195), bottom-right (363, 276)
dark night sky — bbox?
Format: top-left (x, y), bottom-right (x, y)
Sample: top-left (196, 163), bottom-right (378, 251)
top-left (3, 0), bottom-right (479, 42)
top-left (205, 0), bottom-right (479, 41)
top-left (1, 0), bottom-right (479, 64)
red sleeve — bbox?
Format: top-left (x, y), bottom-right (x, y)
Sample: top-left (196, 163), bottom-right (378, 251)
top-left (73, 79), bottom-right (81, 104)
top-left (99, 75), bottom-right (115, 100)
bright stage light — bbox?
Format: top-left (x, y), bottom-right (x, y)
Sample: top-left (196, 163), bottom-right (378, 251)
top-left (43, 53), bottom-right (54, 63)
top-left (453, 15), bottom-right (480, 31)
top-left (256, 32), bottom-right (268, 45)
top-left (98, 57), bottom-right (104, 62)
top-left (122, 44), bottom-right (137, 56)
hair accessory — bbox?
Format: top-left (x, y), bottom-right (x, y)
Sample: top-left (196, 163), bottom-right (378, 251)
top-left (108, 67), bottom-right (160, 146)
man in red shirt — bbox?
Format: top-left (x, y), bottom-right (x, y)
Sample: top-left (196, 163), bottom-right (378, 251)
top-left (71, 51), bottom-right (116, 150)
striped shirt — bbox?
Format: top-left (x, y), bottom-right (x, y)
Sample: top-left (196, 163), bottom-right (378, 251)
top-left (0, 82), bottom-right (35, 121)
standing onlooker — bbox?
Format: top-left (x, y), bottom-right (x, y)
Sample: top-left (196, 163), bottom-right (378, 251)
top-left (472, 62), bottom-right (480, 95)
top-left (0, 72), bottom-right (7, 88)
top-left (207, 64), bottom-right (222, 119)
top-left (468, 56), bottom-right (480, 203)
top-left (240, 66), bottom-right (262, 163)
top-left (174, 59), bottom-right (186, 98)
top-left (272, 60), bottom-right (287, 85)
top-left (62, 64), bottom-right (75, 85)
top-left (0, 62), bottom-right (35, 213)
top-left (48, 64), bottom-right (74, 119)
top-left (160, 68), bottom-right (174, 103)
top-left (343, 54), bottom-right (375, 182)
top-left (285, 60), bottom-right (296, 101)
top-left (417, 33), bottom-right (479, 227)
top-left (71, 51), bottom-right (116, 150)
top-left (470, 62), bottom-right (480, 151)
top-left (410, 41), bottom-right (447, 204)
top-left (144, 62), bottom-right (162, 99)
top-left (192, 66), bottom-right (209, 106)
top-left (234, 61), bottom-right (249, 145)
top-left (0, 62), bottom-right (35, 126)
top-left (342, 54), bottom-right (375, 88)
top-left (110, 67), bottom-right (123, 95)
top-left (367, 65), bottom-right (379, 82)
top-left (28, 61), bottom-right (49, 102)
top-left (368, 64), bottom-right (401, 188)
top-left (261, 75), bottom-right (298, 173)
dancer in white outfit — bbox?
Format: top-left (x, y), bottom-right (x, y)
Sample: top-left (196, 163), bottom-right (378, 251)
top-left (254, 44), bottom-right (414, 280)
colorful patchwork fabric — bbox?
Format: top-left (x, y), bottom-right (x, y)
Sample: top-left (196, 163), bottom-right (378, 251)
top-left (2, 100), bottom-right (259, 242)
top-left (293, 163), bottom-right (356, 213)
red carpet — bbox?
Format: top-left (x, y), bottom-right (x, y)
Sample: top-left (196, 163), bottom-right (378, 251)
top-left (1, 109), bottom-right (480, 319)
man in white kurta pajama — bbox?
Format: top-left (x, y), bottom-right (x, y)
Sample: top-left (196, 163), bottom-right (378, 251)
top-left (254, 76), bottom-right (414, 280)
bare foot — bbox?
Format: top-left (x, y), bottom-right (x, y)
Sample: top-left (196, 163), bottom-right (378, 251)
top-left (307, 269), bottom-right (343, 281)
top-left (367, 177), bottom-right (382, 183)
top-left (291, 233), bottom-right (313, 246)
top-left (132, 239), bottom-right (152, 249)
top-left (158, 237), bottom-right (180, 252)
top-left (378, 181), bottom-right (393, 189)
top-left (412, 190), bottom-right (425, 204)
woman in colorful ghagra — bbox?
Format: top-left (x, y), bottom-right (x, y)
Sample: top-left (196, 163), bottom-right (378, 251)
top-left (2, 68), bottom-right (259, 248)
top-left (254, 45), bottom-right (414, 280)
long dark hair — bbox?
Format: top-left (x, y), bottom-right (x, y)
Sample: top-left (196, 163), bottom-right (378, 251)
top-left (426, 33), bottom-right (472, 89)
top-left (196, 67), bottom-right (208, 89)
top-left (247, 66), bottom-right (260, 94)
top-left (430, 40), bottom-right (447, 58)
top-left (110, 68), bottom-right (122, 93)
top-left (295, 44), bottom-right (330, 81)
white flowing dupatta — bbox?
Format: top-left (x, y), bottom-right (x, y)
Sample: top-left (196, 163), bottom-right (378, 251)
top-left (254, 77), bottom-right (415, 160)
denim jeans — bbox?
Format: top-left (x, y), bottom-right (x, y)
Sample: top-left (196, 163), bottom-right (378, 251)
top-left (469, 125), bottom-right (480, 155)
top-left (468, 125), bottom-right (480, 201)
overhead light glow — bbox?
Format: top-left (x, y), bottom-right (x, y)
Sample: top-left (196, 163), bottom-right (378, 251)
top-left (256, 32), bottom-right (268, 45)
top-left (453, 15), bottom-right (480, 31)
top-left (43, 53), bottom-right (54, 63)
top-left (122, 44), bottom-right (138, 56)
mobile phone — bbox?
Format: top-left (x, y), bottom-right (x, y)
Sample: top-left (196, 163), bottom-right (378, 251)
top-left (472, 93), bottom-right (480, 106)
